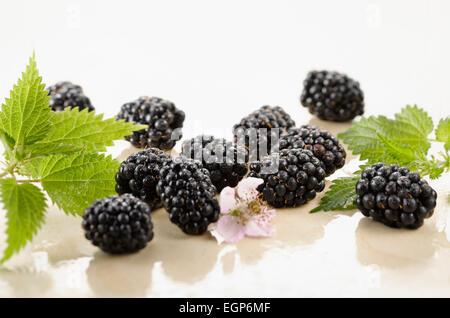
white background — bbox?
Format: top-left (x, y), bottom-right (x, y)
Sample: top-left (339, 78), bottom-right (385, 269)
top-left (0, 0), bottom-right (449, 145)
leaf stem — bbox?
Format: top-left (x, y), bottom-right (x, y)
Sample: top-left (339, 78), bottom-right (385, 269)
top-left (0, 160), bottom-right (18, 180)
top-left (15, 179), bottom-right (41, 183)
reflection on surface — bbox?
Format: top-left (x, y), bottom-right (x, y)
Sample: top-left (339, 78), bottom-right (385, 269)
top-left (151, 209), bottom-right (221, 284)
top-left (353, 211), bottom-right (450, 296)
top-left (356, 218), bottom-right (440, 268)
top-left (32, 206), bottom-right (94, 265)
top-left (0, 268), bottom-right (52, 297)
top-left (220, 193), bottom-right (341, 269)
top-left (87, 250), bottom-right (154, 297)
top-left (159, 236), bottom-right (220, 284)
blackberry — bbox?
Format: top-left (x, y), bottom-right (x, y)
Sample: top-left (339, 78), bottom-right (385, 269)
top-left (117, 96), bottom-right (185, 150)
top-left (233, 106), bottom-right (296, 160)
top-left (82, 194), bottom-right (154, 254)
top-left (248, 148), bottom-right (326, 208)
top-left (181, 135), bottom-right (248, 192)
top-left (279, 125), bottom-right (346, 176)
top-left (156, 157), bottom-right (219, 235)
top-left (47, 81), bottom-right (94, 112)
top-left (356, 163), bottom-right (437, 229)
top-left (115, 148), bottom-right (172, 210)
top-left (300, 71), bottom-right (364, 121)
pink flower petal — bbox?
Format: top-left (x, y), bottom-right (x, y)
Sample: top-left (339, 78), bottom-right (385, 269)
top-left (216, 215), bottom-right (246, 243)
top-left (244, 219), bottom-right (275, 238)
top-left (208, 224), bottom-right (225, 245)
top-left (219, 187), bottom-right (237, 214)
top-left (261, 207), bottom-right (277, 220)
top-left (237, 177), bottom-right (264, 199)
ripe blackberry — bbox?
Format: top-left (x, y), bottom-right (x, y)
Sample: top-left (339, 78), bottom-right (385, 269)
top-left (156, 157), bottom-right (220, 235)
top-left (82, 194), bottom-right (154, 254)
top-left (115, 148), bottom-right (172, 210)
top-left (279, 125), bottom-right (346, 176)
top-left (47, 81), bottom-right (94, 112)
top-left (233, 106), bottom-right (296, 160)
top-left (181, 135), bottom-right (248, 192)
top-left (117, 96), bottom-right (185, 150)
top-left (356, 163), bottom-right (437, 229)
top-left (248, 148), bottom-right (326, 208)
top-left (300, 71), bottom-right (364, 121)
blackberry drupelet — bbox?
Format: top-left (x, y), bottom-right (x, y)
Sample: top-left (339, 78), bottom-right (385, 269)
top-left (47, 81), bottom-right (94, 112)
top-left (117, 96), bottom-right (185, 150)
top-left (181, 135), bottom-right (248, 192)
top-left (82, 194), bottom-right (154, 254)
top-left (156, 157), bottom-right (220, 235)
top-left (300, 71), bottom-right (364, 121)
top-left (115, 148), bottom-right (172, 210)
top-left (248, 148), bottom-right (326, 208)
top-left (233, 106), bottom-right (296, 160)
top-left (279, 125), bottom-right (346, 176)
top-left (355, 163), bottom-right (437, 229)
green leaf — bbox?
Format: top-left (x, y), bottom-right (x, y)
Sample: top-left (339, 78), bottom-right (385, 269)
top-left (395, 105), bottom-right (434, 138)
top-left (338, 116), bottom-right (397, 163)
top-left (24, 142), bottom-right (86, 157)
top-left (339, 106), bottom-right (433, 164)
top-left (435, 117), bottom-right (450, 151)
top-left (0, 179), bottom-right (47, 263)
top-left (25, 153), bottom-right (120, 215)
top-left (392, 105), bottom-right (433, 155)
top-left (25, 108), bottom-right (147, 157)
top-left (310, 176), bottom-right (359, 213)
top-left (0, 54), bottom-right (51, 148)
top-left (377, 133), bottom-right (419, 165)
top-left (413, 154), bottom-right (449, 179)
top-left (0, 130), bottom-right (16, 160)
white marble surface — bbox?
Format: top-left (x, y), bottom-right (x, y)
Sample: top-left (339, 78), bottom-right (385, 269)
top-left (0, 0), bottom-right (449, 297)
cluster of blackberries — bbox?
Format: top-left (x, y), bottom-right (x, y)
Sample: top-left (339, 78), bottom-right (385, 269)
top-left (249, 148), bottom-right (326, 208)
top-left (84, 148), bottom-right (220, 253)
top-left (233, 105), bottom-right (296, 160)
top-left (356, 163), bottom-right (437, 229)
top-left (82, 194), bottom-right (154, 254)
top-left (117, 96), bottom-right (185, 150)
top-left (115, 148), bottom-right (221, 236)
top-left (232, 107), bottom-right (346, 208)
top-left (278, 125), bottom-right (346, 176)
top-left (47, 81), bottom-right (95, 112)
top-left (181, 135), bottom-right (248, 192)
top-left (80, 68), bottom-right (439, 258)
top-left (300, 71), bottom-right (364, 122)
top-left (115, 148), bottom-right (172, 210)
top-left (156, 157), bottom-right (220, 235)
